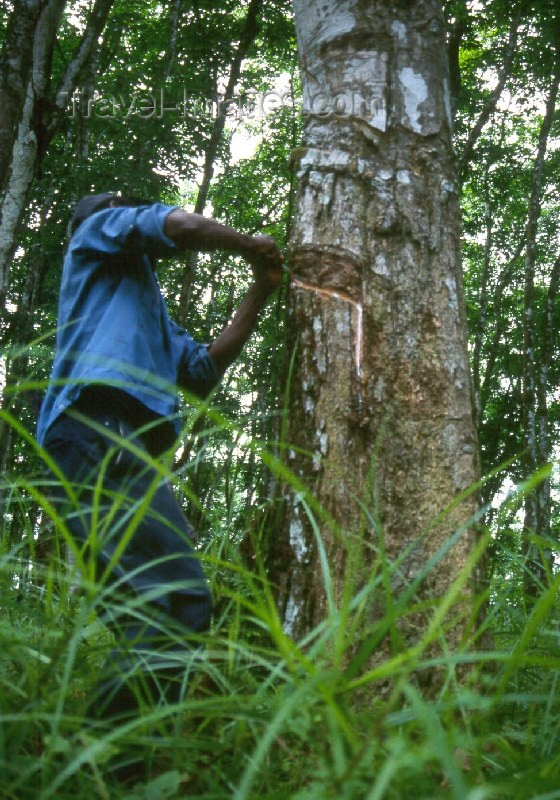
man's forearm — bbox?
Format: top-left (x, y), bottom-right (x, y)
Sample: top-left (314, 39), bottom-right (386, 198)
top-left (165, 208), bottom-right (283, 372)
top-left (164, 210), bottom-right (253, 257)
top-left (165, 209), bottom-right (283, 287)
top-left (208, 281), bottom-right (273, 373)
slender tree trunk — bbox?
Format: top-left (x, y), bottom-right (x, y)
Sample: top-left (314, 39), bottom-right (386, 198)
top-left (472, 171), bottom-right (493, 428)
top-left (178, 0), bottom-right (262, 325)
top-left (534, 252), bottom-right (560, 554)
top-left (50, 0), bottom-right (116, 127)
top-left (273, 0), bottom-right (480, 664)
top-left (0, 0), bottom-right (115, 478)
top-left (458, 4), bottom-right (524, 178)
top-left (0, 0), bottom-right (43, 192)
top-left (477, 237), bottom-right (524, 424)
top-left (0, 0), bottom-right (115, 313)
top-left (521, 40), bottom-right (560, 599)
top-left (0, 0), bottom-right (66, 311)
top-left (0, 195), bottom-right (51, 475)
top-left (163, 0), bottom-right (183, 82)
top-left (446, 0), bottom-right (469, 117)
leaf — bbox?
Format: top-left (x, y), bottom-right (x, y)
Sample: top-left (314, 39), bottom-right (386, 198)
top-left (122, 770), bottom-right (183, 800)
top-left (43, 734), bottom-right (71, 755)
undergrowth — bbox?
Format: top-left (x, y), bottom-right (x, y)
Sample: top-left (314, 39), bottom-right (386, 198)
top-left (1, 409), bottom-right (559, 800)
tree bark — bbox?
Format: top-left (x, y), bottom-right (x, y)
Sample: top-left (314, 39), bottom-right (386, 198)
top-left (0, 0), bottom-right (115, 313)
top-left (274, 0), bottom-right (480, 667)
top-left (0, 0), bottom-right (43, 193)
top-left (0, 0), bottom-right (67, 312)
top-left (50, 0), bottom-right (116, 128)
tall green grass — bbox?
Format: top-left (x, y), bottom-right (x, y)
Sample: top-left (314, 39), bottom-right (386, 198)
top-left (1, 403), bottom-right (560, 800)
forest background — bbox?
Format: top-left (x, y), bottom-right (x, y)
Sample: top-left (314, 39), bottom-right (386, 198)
top-left (1, 0), bottom-right (560, 798)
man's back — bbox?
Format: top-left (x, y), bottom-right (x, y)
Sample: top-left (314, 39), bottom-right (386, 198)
top-left (38, 202), bottom-right (219, 445)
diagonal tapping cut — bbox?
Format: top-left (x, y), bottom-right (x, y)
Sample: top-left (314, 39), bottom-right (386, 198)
top-left (291, 276), bottom-right (364, 409)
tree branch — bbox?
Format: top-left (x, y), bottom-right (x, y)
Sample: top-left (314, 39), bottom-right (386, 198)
top-left (51, 0), bottom-right (116, 124)
top-left (178, 0), bottom-right (263, 325)
top-left (459, 5), bottom-right (525, 178)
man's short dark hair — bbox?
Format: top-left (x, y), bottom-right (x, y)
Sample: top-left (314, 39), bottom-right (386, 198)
top-left (70, 193), bottom-right (118, 236)
top-left (70, 193), bottom-right (154, 236)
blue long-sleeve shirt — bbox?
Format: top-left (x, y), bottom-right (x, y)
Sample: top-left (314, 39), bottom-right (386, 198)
top-left (37, 203), bottom-right (220, 444)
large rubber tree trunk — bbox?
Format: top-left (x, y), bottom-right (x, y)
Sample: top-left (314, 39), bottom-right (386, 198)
top-left (275, 0), bottom-right (480, 654)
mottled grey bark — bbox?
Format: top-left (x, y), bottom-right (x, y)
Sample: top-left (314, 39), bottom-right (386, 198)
top-left (0, 0), bottom-right (66, 312)
top-left (274, 0), bottom-right (480, 660)
top-left (51, 0), bottom-right (116, 126)
top-left (0, 0), bottom-right (43, 193)
top-left (0, 0), bottom-right (115, 312)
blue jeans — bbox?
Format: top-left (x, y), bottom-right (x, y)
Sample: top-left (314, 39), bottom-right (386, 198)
top-left (43, 404), bottom-right (212, 719)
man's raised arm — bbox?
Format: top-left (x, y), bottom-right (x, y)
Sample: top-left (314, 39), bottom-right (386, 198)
top-left (164, 209), bottom-right (284, 373)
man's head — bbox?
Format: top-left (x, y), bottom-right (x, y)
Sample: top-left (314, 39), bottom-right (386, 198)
top-left (69, 193), bottom-right (154, 236)
top-left (69, 193), bottom-right (119, 236)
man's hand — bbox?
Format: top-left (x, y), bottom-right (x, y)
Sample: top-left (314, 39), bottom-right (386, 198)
top-left (164, 210), bottom-right (283, 291)
top-left (245, 235), bottom-right (284, 292)
top-left (165, 210), bottom-right (284, 371)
